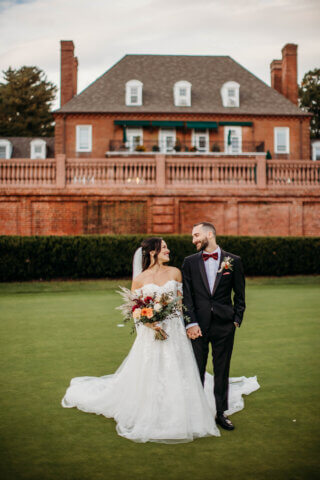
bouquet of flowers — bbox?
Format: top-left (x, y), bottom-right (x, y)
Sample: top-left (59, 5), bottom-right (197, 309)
top-left (116, 287), bottom-right (188, 341)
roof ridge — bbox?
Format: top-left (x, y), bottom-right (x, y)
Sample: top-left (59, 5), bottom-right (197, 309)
top-left (122, 54), bottom-right (231, 58)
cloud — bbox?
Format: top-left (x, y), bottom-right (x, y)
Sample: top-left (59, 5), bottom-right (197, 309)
top-left (0, 0), bottom-right (319, 108)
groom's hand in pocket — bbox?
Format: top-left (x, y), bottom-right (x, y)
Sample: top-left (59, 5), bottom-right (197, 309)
top-left (187, 325), bottom-right (202, 340)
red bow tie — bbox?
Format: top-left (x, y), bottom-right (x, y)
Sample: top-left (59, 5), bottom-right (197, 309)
top-left (202, 252), bottom-right (218, 261)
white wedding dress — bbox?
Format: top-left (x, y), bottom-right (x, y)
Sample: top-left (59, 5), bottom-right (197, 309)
top-left (61, 280), bottom-right (260, 443)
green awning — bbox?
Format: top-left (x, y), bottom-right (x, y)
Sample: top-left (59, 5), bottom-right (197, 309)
top-left (186, 121), bottom-right (218, 130)
top-left (114, 120), bottom-right (151, 126)
top-left (219, 121), bottom-right (253, 126)
top-left (151, 121), bottom-right (185, 127)
top-left (114, 120), bottom-right (185, 128)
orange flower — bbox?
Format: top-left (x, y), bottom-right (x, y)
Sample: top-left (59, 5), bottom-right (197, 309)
top-left (141, 307), bottom-right (154, 319)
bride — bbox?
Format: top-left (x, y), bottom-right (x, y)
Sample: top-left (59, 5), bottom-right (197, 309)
top-left (61, 237), bottom-right (259, 443)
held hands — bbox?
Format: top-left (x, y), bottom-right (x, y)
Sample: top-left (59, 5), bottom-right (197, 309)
top-left (186, 325), bottom-right (202, 340)
top-left (187, 322), bottom-right (239, 340)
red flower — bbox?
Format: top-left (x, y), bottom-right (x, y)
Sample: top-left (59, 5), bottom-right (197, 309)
top-left (144, 296), bottom-right (153, 303)
top-left (132, 304), bottom-right (139, 312)
top-left (225, 264), bottom-right (229, 269)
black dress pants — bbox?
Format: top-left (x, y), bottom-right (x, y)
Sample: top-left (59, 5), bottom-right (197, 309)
top-left (191, 313), bottom-right (236, 415)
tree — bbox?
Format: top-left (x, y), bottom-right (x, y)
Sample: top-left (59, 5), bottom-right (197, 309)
top-left (0, 66), bottom-right (57, 137)
top-left (298, 68), bottom-right (320, 139)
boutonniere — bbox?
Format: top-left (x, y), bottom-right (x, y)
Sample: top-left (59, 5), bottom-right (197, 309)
top-left (217, 256), bottom-right (234, 273)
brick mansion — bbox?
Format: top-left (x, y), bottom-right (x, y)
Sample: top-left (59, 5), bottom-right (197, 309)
top-left (0, 41), bottom-right (319, 236)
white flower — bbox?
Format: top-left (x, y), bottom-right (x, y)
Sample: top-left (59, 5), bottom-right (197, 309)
top-left (154, 303), bottom-right (162, 312)
top-left (155, 294), bottom-right (161, 302)
top-left (132, 308), bottom-right (142, 319)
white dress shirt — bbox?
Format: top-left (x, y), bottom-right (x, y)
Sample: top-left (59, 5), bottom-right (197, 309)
top-left (186, 246), bottom-right (221, 330)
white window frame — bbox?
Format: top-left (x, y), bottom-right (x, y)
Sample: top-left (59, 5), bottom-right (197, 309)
top-left (224, 126), bottom-right (242, 153)
top-left (158, 128), bottom-right (176, 153)
top-left (0, 139), bottom-right (13, 159)
top-left (125, 79), bottom-right (143, 106)
top-left (30, 139), bottom-right (46, 159)
top-left (312, 141), bottom-right (320, 161)
top-left (126, 128), bottom-right (143, 152)
top-left (76, 125), bottom-right (92, 152)
top-left (192, 129), bottom-right (209, 152)
top-left (274, 127), bottom-right (290, 154)
top-left (220, 81), bottom-right (240, 107)
top-left (173, 80), bottom-right (192, 107)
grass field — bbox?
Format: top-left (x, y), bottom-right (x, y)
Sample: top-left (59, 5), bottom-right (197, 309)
top-left (0, 276), bottom-right (319, 480)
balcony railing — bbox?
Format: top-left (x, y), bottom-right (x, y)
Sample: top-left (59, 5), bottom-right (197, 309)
top-left (0, 155), bottom-right (319, 189)
top-left (108, 139), bottom-right (265, 155)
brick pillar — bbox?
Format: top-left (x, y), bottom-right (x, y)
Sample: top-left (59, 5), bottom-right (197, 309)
top-left (60, 40), bottom-right (78, 107)
top-left (256, 155), bottom-right (267, 188)
top-left (56, 154), bottom-right (66, 188)
top-left (151, 197), bottom-right (175, 234)
top-left (290, 200), bottom-right (303, 235)
top-left (281, 43), bottom-right (298, 105)
top-left (19, 197), bottom-right (32, 235)
top-left (270, 59), bottom-right (282, 94)
top-left (225, 200), bottom-right (238, 235)
top-left (155, 154), bottom-right (166, 191)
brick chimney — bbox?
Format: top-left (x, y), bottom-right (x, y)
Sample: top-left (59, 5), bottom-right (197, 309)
top-left (270, 43), bottom-right (298, 105)
top-left (60, 40), bottom-right (78, 107)
top-left (270, 59), bottom-right (282, 94)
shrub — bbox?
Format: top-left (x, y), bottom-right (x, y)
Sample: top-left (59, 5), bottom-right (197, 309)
top-left (0, 235), bottom-right (319, 281)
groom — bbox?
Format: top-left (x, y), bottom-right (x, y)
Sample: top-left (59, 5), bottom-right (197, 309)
top-left (182, 222), bottom-right (245, 431)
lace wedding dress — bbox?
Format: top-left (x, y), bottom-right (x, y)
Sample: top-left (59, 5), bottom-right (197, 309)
top-left (61, 280), bottom-right (260, 443)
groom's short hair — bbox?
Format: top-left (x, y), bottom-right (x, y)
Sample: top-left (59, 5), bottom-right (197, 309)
top-left (193, 222), bottom-right (216, 237)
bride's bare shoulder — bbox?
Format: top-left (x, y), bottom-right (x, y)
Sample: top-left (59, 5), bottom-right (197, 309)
top-left (166, 266), bottom-right (182, 282)
top-left (131, 271), bottom-right (148, 291)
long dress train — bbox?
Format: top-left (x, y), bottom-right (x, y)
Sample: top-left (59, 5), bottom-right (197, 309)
top-left (61, 280), bottom-right (260, 443)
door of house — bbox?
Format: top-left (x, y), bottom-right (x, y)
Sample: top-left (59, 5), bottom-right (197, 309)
top-left (127, 128), bottom-right (143, 152)
top-left (192, 129), bottom-right (209, 152)
top-left (159, 128), bottom-right (176, 153)
top-left (224, 126), bottom-right (242, 153)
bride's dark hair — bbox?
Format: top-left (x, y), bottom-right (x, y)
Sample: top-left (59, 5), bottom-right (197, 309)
top-left (141, 237), bottom-right (163, 271)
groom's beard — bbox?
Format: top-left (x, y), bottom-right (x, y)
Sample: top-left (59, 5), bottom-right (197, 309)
top-left (197, 238), bottom-right (209, 251)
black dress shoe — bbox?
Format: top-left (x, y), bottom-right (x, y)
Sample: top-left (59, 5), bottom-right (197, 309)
top-left (215, 413), bottom-right (235, 431)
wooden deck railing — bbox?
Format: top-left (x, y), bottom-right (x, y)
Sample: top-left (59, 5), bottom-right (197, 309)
top-left (0, 155), bottom-right (319, 189)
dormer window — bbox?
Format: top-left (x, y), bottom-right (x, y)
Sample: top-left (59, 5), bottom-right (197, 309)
top-left (126, 79), bottom-right (143, 106)
top-left (174, 80), bottom-right (191, 106)
top-left (0, 139), bottom-right (13, 159)
top-left (30, 139), bottom-right (46, 159)
top-left (221, 81), bottom-right (240, 107)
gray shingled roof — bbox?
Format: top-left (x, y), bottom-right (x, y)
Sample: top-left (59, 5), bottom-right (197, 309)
top-left (56, 54), bottom-right (308, 116)
top-left (0, 137), bottom-right (55, 158)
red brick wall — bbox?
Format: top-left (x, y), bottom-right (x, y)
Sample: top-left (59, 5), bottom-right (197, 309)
top-left (0, 196), bottom-right (149, 236)
top-left (1, 194), bottom-right (319, 236)
top-left (54, 113), bottom-right (311, 160)
top-left (31, 201), bottom-right (86, 235)
top-left (302, 202), bottom-right (320, 236)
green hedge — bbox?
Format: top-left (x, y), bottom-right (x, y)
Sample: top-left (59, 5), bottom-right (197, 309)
top-left (0, 235), bottom-right (319, 281)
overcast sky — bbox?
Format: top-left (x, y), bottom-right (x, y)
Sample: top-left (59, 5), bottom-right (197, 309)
top-left (0, 0), bottom-right (319, 109)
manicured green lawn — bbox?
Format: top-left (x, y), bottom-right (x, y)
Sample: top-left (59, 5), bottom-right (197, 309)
top-left (0, 277), bottom-right (319, 480)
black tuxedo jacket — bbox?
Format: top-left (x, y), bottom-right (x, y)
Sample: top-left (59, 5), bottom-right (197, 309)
top-left (181, 249), bottom-right (246, 333)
